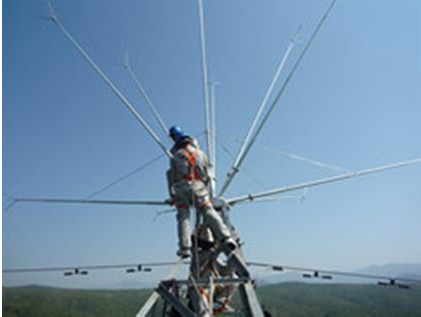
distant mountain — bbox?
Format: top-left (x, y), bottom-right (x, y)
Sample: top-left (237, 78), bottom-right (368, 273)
top-left (257, 263), bottom-right (421, 285)
top-left (355, 263), bottom-right (421, 280)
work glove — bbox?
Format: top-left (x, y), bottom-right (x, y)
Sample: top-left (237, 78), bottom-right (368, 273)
top-left (165, 198), bottom-right (176, 206)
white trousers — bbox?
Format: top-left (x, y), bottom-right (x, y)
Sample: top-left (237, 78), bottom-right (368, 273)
top-left (174, 181), bottom-right (231, 251)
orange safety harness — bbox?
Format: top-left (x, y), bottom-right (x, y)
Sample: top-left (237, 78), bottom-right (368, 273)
top-left (175, 146), bottom-right (211, 209)
top-left (183, 147), bottom-right (202, 181)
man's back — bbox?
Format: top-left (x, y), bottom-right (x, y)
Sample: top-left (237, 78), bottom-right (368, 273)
top-left (170, 142), bottom-right (209, 185)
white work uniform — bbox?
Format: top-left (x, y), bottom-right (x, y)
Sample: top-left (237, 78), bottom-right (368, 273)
top-left (167, 142), bottom-right (231, 252)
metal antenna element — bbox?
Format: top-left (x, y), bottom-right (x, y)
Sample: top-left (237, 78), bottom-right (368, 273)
top-left (253, 142), bottom-right (350, 173)
top-left (2, 193), bottom-right (17, 212)
top-left (86, 154), bottom-right (165, 198)
top-left (87, 130), bottom-right (204, 199)
top-left (122, 52), bottom-right (169, 138)
top-left (248, 261), bottom-right (421, 285)
top-left (229, 136), bottom-right (349, 173)
top-left (2, 261), bottom-right (181, 274)
top-left (11, 197), bottom-right (169, 207)
top-left (227, 158), bottom-right (421, 206)
top-left (219, 0), bottom-right (337, 196)
top-left (197, 0), bottom-right (213, 176)
top-left (219, 25), bottom-right (301, 196)
top-left (46, 1), bottom-right (172, 158)
top-left (3, 200), bottom-right (17, 213)
top-left (209, 79), bottom-right (219, 193)
top-left (153, 208), bottom-right (176, 222)
top-left (251, 195), bottom-right (304, 204)
top-left (216, 135), bottom-right (267, 189)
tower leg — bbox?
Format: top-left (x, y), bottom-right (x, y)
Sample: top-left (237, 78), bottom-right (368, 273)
top-left (238, 282), bottom-right (264, 317)
top-left (156, 284), bottom-right (196, 317)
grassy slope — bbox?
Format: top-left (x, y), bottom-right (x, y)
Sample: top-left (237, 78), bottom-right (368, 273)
top-left (3, 283), bottom-right (421, 317)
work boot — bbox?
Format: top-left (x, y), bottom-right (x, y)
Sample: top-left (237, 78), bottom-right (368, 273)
top-left (177, 248), bottom-right (191, 259)
top-left (223, 237), bottom-right (237, 251)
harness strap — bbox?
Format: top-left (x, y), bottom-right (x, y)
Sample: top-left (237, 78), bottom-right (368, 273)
top-left (183, 147), bottom-right (201, 181)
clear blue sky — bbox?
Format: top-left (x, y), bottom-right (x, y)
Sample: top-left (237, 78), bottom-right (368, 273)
top-left (3, 0), bottom-right (421, 288)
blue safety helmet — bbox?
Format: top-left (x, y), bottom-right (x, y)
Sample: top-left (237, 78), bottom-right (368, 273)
top-left (169, 125), bottom-right (186, 142)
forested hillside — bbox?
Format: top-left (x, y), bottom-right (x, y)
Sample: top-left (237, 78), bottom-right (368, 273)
top-left (3, 283), bottom-right (421, 317)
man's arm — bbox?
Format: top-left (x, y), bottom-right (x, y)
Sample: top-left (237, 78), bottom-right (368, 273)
top-left (166, 169), bottom-right (175, 199)
top-left (166, 157), bottom-right (179, 199)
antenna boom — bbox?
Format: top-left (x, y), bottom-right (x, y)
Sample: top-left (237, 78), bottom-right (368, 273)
top-left (228, 158), bottom-right (421, 206)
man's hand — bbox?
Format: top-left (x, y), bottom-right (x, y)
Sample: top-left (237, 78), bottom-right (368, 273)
top-left (165, 198), bottom-right (176, 206)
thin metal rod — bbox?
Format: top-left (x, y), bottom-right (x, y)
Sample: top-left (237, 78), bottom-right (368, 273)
top-left (3, 200), bottom-right (17, 213)
top-left (216, 135), bottom-right (267, 189)
top-left (3, 193), bottom-right (17, 212)
top-left (153, 208), bottom-right (176, 222)
top-left (123, 53), bottom-right (169, 138)
top-left (254, 142), bottom-right (350, 173)
top-left (197, 0), bottom-right (213, 169)
top-left (86, 154), bottom-right (165, 198)
top-left (209, 79), bottom-right (218, 193)
top-left (13, 197), bottom-right (169, 206)
top-left (47, 2), bottom-right (172, 158)
top-left (220, 27), bottom-right (300, 196)
top-left (220, 0), bottom-right (337, 196)
top-left (251, 195), bottom-right (304, 203)
top-left (86, 130), bottom-right (203, 200)
top-left (227, 158), bottom-right (421, 206)
top-left (229, 136), bottom-right (349, 173)
top-left (247, 261), bottom-right (421, 284)
top-left (3, 261), bottom-right (182, 273)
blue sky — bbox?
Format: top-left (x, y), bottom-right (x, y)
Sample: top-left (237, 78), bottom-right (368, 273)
top-left (3, 0), bottom-right (421, 288)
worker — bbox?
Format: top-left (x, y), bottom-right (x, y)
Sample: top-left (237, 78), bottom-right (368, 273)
top-left (166, 126), bottom-right (236, 258)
